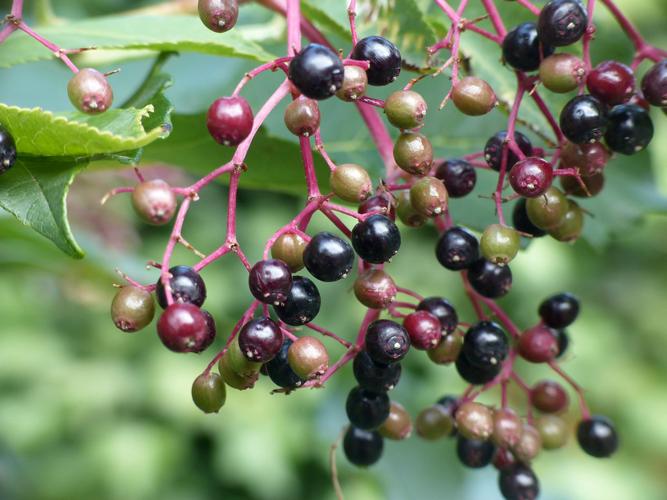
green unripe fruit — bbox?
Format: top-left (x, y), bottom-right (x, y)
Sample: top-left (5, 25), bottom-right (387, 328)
top-left (191, 372), bottom-right (227, 413)
top-left (284, 96), bottom-right (320, 136)
top-left (536, 415), bottom-right (568, 450)
top-left (492, 408), bottom-right (524, 448)
top-left (218, 352), bottom-right (258, 390)
top-left (336, 65), bottom-right (368, 102)
top-left (380, 401), bottom-right (413, 440)
top-left (451, 76), bottom-right (497, 116)
top-left (67, 68), bottom-right (113, 114)
top-left (480, 224), bottom-right (520, 265)
top-left (416, 405), bottom-right (455, 440)
top-left (131, 179), bottom-right (178, 226)
top-left (549, 200), bottom-right (584, 242)
top-left (396, 191), bottom-right (427, 228)
top-left (409, 176), bottom-right (448, 217)
top-left (456, 402), bottom-right (494, 440)
top-left (111, 286), bottom-right (155, 332)
top-left (271, 233), bottom-right (307, 272)
top-left (393, 132), bottom-right (433, 176)
top-left (354, 269), bottom-right (397, 309)
top-left (228, 337), bottom-right (262, 377)
top-left (512, 424), bottom-right (542, 462)
top-left (539, 53), bottom-right (586, 93)
top-left (330, 163), bottom-right (372, 202)
top-left (384, 90), bottom-right (428, 129)
top-left (427, 333), bottom-right (462, 365)
top-left (526, 186), bottom-right (568, 229)
top-left (198, 0), bottom-right (239, 33)
top-left (287, 336), bottom-right (329, 379)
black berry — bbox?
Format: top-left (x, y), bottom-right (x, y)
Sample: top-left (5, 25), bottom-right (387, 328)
top-left (0, 124), bottom-right (17, 174)
top-left (559, 95), bottom-right (608, 144)
top-left (365, 319), bottom-right (411, 365)
top-left (303, 232), bottom-right (354, 282)
top-left (238, 317), bottom-right (283, 362)
top-left (343, 426), bottom-right (384, 467)
top-left (498, 463), bottom-right (540, 500)
top-left (577, 416), bottom-right (618, 458)
top-left (484, 130), bottom-right (533, 172)
top-left (288, 43), bottom-right (344, 100)
top-left (456, 436), bottom-right (496, 468)
top-left (462, 321), bottom-right (509, 369)
top-left (467, 259), bottom-right (513, 298)
top-left (456, 352), bottom-right (501, 385)
top-left (351, 214), bottom-right (401, 264)
top-left (266, 338), bottom-right (303, 388)
top-left (417, 297), bottom-right (458, 334)
top-left (503, 22), bottom-right (554, 72)
top-left (346, 386), bottom-right (390, 430)
top-left (604, 104), bottom-right (654, 155)
top-left (273, 276), bottom-right (321, 326)
top-left (156, 265), bottom-right (207, 309)
top-left (351, 36), bottom-right (401, 86)
top-left (435, 226), bottom-right (479, 271)
top-left (353, 350), bottom-right (402, 393)
top-left (539, 292), bottom-right (580, 328)
top-left (538, 0), bottom-right (588, 47)
top-left (434, 159), bottom-right (477, 198)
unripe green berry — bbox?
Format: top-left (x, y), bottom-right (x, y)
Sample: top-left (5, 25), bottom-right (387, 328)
top-left (380, 401), bottom-right (413, 440)
top-left (456, 402), bottom-right (494, 440)
top-left (480, 224), bottom-right (520, 265)
top-left (512, 424), bottom-right (542, 462)
top-left (396, 191), bottom-right (427, 228)
top-left (427, 333), bottom-right (462, 365)
top-left (287, 336), bottom-right (329, 379)
top-left (228, 337), bottom-right (262, 377)
top-left (526, 186), bottom-right (568, 229)
top-left (111, 286), bottom-right (155, 332)
top-left (284, 96), bottom-right (320, 136)
top-left (536, 415), bottom-right (568, 450)
top-left (416, 405), bottom-right (455, 440)
top-left (384, 90), bottom-right (427, 129)
top-left (271, 233), bottom-right (307, 272)
top-left (393, 132), bottom-right (433, 176)
top-left (451, 76), bottom-right (497, 116)
top-left (354, 269), bottom-right (397, 309)
top-left (492, 408), bottom-right (523, 449)
top-left (548, 200), bottom-right (584, 242)
top-left (198, 0), bottom-right (239, 33)
top-left (330, 163), bottom-right (372, 202)
top-left (131, 179), bottom-right (178, 225)
top-left (67, 68), bottom-right (113, 114)
top-left (539, 54), bottom-right (586, 93)
top-left (336, 65), bottom-right (368, 102)
top-left (409, 176), bottom-right (449, 217)
top-left (191, 372), bottom-right (227, 413)
top-left (218, 352), bottom-right (258, 390)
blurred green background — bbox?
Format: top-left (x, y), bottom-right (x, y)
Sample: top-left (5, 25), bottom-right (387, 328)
top-left (1, 0), bottom-right (667, 499)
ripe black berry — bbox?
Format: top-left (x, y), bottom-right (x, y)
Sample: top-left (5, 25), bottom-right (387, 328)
top-left (435, 226), bottom-right (479, 271)
top-left (512, 198), bottom-right (546, 238)
top-left (365, 319), bottom-right (411, 365)
top-left (434, 159), bottom-right (477, 198)
top-left (346, 386), bottom-right (390, 430)
top-left (559, 95), bottom-right (608, 144)
top-left (417, 297), bottom-right (458, 334)
top-left (207, 95), bottom-right (254, 146)
top-left (577, 416), bottom-right (618, 458)
top-left (462, 321), bottom-right (509, 369)
top-left (538, 0), bottom-right (588, 47)
top-left (273, 276), bottom-right (321, 326)
top-left (587, 60), bottom-right (635, 105)
top-left (502, 22), bottom-right (554, 72)
top-left (351, 36), bottom-right (401, 86)
top-left (498, 463), bottom-right (540, 500)
top-left (288, 43), bottom-right (344, 100)
top-left (157, 303), bottom-right (210, 353)
top-left (484, 131), bottom-right (533, 172)
top-left (265, 338), bottom-right (303, 388)
top-left (238, 317), bottom-right (283, 362)
top-left (303, 232), bottom-right (354, 282)
top-left (248, 259), bottom-right (293, 305)
top-left (0, 125), bottom-right (17, 174)
top-left (156, 266), bottom-right (207, 309)
top-left (604, 104), bottom-right (654, 155)
top-left (198, 0), bottom-right (238, 33)
top-left (353, 350), bottom-right (402, 393)
top-left (554, 328), bottom-right (570, 357)
top-left (456, 351), bottom-right (501, 385)
top-left (467, 259), bottom-right (513, 298)
top-left (111, 286), bottom-right (155, 332)
top-left (351, 214), bottom-right (401, 264)
top-left (67, 68), bottom-right (113, 114)
top-left (456, 436), bottom-right (496, 468)
top-left (641, 59), bottom-right (667, 107)
top-left (343, 426), bottom-right (384, 467)
top-left (509, 157), bottom-right (553, 198)
top-left (539, 292), bottom-right (580, 328)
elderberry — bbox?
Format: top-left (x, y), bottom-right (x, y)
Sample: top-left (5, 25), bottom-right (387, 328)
top-left (351, 36), bottom-right (402, 86)
top-left (288, 44), bottom-right (344, 100)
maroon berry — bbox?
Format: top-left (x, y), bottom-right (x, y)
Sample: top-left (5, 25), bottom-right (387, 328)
top-left (434, 159), bottom-right (477, 198)
top-left (509, 157), bottom-right (553, 197)
top-left (493, 448), bottom-right (517, 470)
top-left (67, 68), bottom-right (113, 114)
top-left (207, 96), bottom-right (254, 146)
top-left (403, 311), bottom-right (442, 350)
top-left (157, 303), bottom-right (210, 353)
top-left (641, 59), bottom-right (667, 107)
top-left (560, 141), bottom-right (610, 177)
top-left (198, 0), bottom-right (239, 33)
top-left (248, 259), bottom-right (293, 305)
top-left (359, 193), bottom-right (396, 221)
top-left (354, 269), bottom-right (397, 309)
top-left (587, 60), bottom-right (635, 105)
top-left (131, 179), bottom-right (177, 225)
top-left (284, 96), bottom-right (320, 136)
top-left (561, 171), bottom-right (605, 197)
top-left (530, 380), bottom-right (569, 413)
top-left (201, 310), bottom-right (217, 351)
top-left (518, 325), bottom-right (559, 363)
top-left (238, 317), bottom-right (283, 362)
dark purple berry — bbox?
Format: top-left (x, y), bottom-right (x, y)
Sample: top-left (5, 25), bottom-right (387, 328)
top-left (352, 214), bottom-right (401, 264)
top-left (577, 416), bottom-right (618, 458)
top-left (456, 436), bottom-right (496, 468)
top-left (207, 96), bottom-right (254, 146)
top-left (351, 36), bottom-right (401, 86)
top-left (467, 259), bottom-right (513, 298)
top-left (640, 59), bottom-right (667, 107)
top-left (538, 0), bottom-right (588, 47)
top-left (265, 339), bottom-right (303, 388)
top-left (434, 159), bottom-right (477, 198)
top-left (67, 68), bottom-right (113, 114)
top-left (238, 317), bottom-right (283, 363)
top-left (435, 226), bottom-right (479, 271)
top-left (273, 276), bottom-right (321, 326)
top-left (365, 319), bottom-right (410, 365)
top-left (359, 194), bottom-right (396, 221)
top-left (353, 350), bottom-right (402, 393)
top-left (0, 125), bottom-right (17, 174)
top-left (512, 198), bottom-right (547, 237)
top-left (559, 95), bottom-right (608, 144)
top-left (604, 104), bottom-right (654, 155)
top-left (531, 380), bottom-right (569, 413)
top-left (502, 22), bottom-right (554, 72)
top-left (539, 292), bottom-right (580, 328)
top-left (157, 303), bottom-right (210, 353)
top-left (498, 463), bottom-right (540, 500)
top-left (303, 232), bottom-right (354, 282)
top-left (198, 0), bottom-right (238, 33)
top-left (288, 43), bottom-right (344, 100)
top-left (156, 266), bottom-right (207, 309)
top-left (554, 328), bottom-right (569, 358)
top-left (403, 311), bottom-right (442, 350)
top-left (201, 310), bottom-right (217, 351)
top-left (508, 157), bottom-right (553, 197)
top-left (456, 351), bottom-right (501, 385)
top-left (417, 297), bottom-right (458, 334)
top-left (343, 426), bottom-right (384, 467)
top-left (560, 140), bottom-right (611, 177)
top-left (587, 60), bottom-right (635, 105)
top-left (248, 259), bottom-right (293, 305)
top-left (484, 130), bottom-right (533, 172)
top-left (462, 321), bottom-right (509, 370)
top-left (346, 386), bottom-right (390, 430)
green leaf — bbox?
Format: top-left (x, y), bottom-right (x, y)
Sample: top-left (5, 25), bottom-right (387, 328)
top-left (301, 1), bottom-right (352, 42)
top-left (0, 157), bottom-right (86, 258)
top-left (0, 14), bottom-right (275, 69)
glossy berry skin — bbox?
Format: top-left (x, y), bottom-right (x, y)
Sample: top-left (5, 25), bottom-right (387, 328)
top-left (365, 319), bottom-right (411, 365)
top-left (509, 157), bottom-right (553, 198)
top-left (416, 405), bottom-right (454, 440)
top-left (403, 311), bottom-right (442, 350)
top-left (539, 292), bottom-right (580, 328)
top-left (456, 436), bottom-right (496, 468)
top-left (462, 321), bottom-right (509, 369)
top-left (131, 179), bottom-right (177, 225)
top-left (456, 402), bottom-right (494, 441)
top-left (207, 96), bottom-right (254, 146)
top-left (498, 463), bottom-right (540, 500)
top-left (238, 317), bottom-right (283, 363)
top-left (549, 200), bottom-right (584, 242)
top-left (343, 426), bottom-right (384, 467)
top-left (467, 259), bottom-right (512, 299)
top-left (67, 68), bottom-right (113, 114)
top-left (303, 232), bottom-right (354, 282)
top-left (554, 328), bottom-right (570, 358)
top-left (417, 297), bottom-right (458, 334)
top-left (530, 380), bottom-right (569, 413)
top-left (271, 233), bottom-right (306, 272)
top-left (287, 336), bottom-right (328, 379)
top-left (111, 286), bottom-right (155, 332)
top-left (587, 61), bottom-right (635, 105)
top-left (539, 53), bottom-right (586, 93)
top-left (248, 259), bottom-right (293, 305)
top-left (561, 171), bottom-right (605, 197)
top-left (351, 214), bottom-right (401, 264)
top-left (0, 125), bottom-right (17, 174)
top-left (359, 194), bottom-right (396, 221)
top-left (191, 372), bottom-right (227, 413)
top-left (577, 416), bottom-right (618, 458)
top-left (353, 350), bottom-right (402, 393)
top-left (502, 22), bottom-right (554, 72)
top-left (640, 59), bottom-right (667, 107)
top-left (428, 333), bottom-right (463, 365)
top-left (560, 95), bottom-right (608, 144)
top-left (336, 65), bottom-right (368, 102)
top-left (351, 36), bottom-right (402, 86)
top-left (512, 199), bottom-right (546, 238)
top-left (451, 76), bottom-right (497, 116)
top-left (346, 386), bottom-right (390, 430)
top-left (538, 0), bottom-right (588, 47)
top-left (518, 325), bottom-right (560, 363)
top-left (456, 351), bottom-right (501, 385)
top-left (384, 90), bottom-right (427, 129)
top-left (480, 224), bottom-right (520, 265)
top-left (560, 140), bottom-right (610, 177)
top-left (492, 409), bottom-right (524, 449)
top-left (393, 132), bottom-right (433, 176)
top-left (396, 191), bottom-right (427, 228)
top-left (265, 339), bottom-right (303, 388)
top-left (284, 96), bottom-right (320, 136)
top-left (410, 176), bottom-right (449, 217)
top-left (604, 104), bottom-right (654, 155)
top-left (484, 131), bottom-right (533, 172)
top-left (380, 401), bottom-right (413, 440)
top-left (288, 43), bottom-right (344, 100)
top-left (198, 0), bottom-right (238, 33)
top-left (218, 351), bottom-right (259, 390)
top-left (435, 159), bottom-right (477, 198)
top-left (274, 276), bottom-right (321, 325)
top-left (354, 269), bottom-right (397, 309)
top-left (526, 186), bottom-right (568, 230)
top-left (157, 303), bottom-right (210, 353)
top-left (330, 163), bottom-right (372, 203)
top-left (435, 226), bottom-right (479, 271)
top-left (156, 266), bottom-right (207, 309)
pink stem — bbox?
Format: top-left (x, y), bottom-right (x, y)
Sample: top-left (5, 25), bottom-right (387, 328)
top-left (159, 196), bottom-right (193, 305)
top-left (548, 360), bottom-right (591, 419)
top-left (347, 0), bottom-right (359, 46)
top-left (305, 322), bottom-right (352, 348)
top-left (481, 0), bottom-right (507, 38)
top-left (232, 57), bottom-right (291, 96)
top-left (515, 0), bottom-right (540, 15)
top-left (286, 0), bottom-right (301, 56)
top-left (17, 22), bottom-right (79, 73)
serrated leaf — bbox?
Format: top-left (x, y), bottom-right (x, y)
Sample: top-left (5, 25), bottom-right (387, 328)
top-left (0, 157), bottom-right (86, 258)
top-left (0, 14), bottom-right (275, 69)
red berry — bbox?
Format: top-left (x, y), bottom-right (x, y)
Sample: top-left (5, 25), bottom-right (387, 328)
top-left (518, 325), bottom-right (559, 363)
top-left (207, 96), bottom-right (254, 146)
top-left (508, 157), bottom-right (553, 197)
top-left (530, 380), bottom-right (569, 413)
top-left (403, 311), bottom-right (442, 350)
top-left (157, 303), bottom-right (210, 353)
top-left (586, 60), bottom-right (635, 105)
top-left (198, 0), bottom-right (239, 33)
